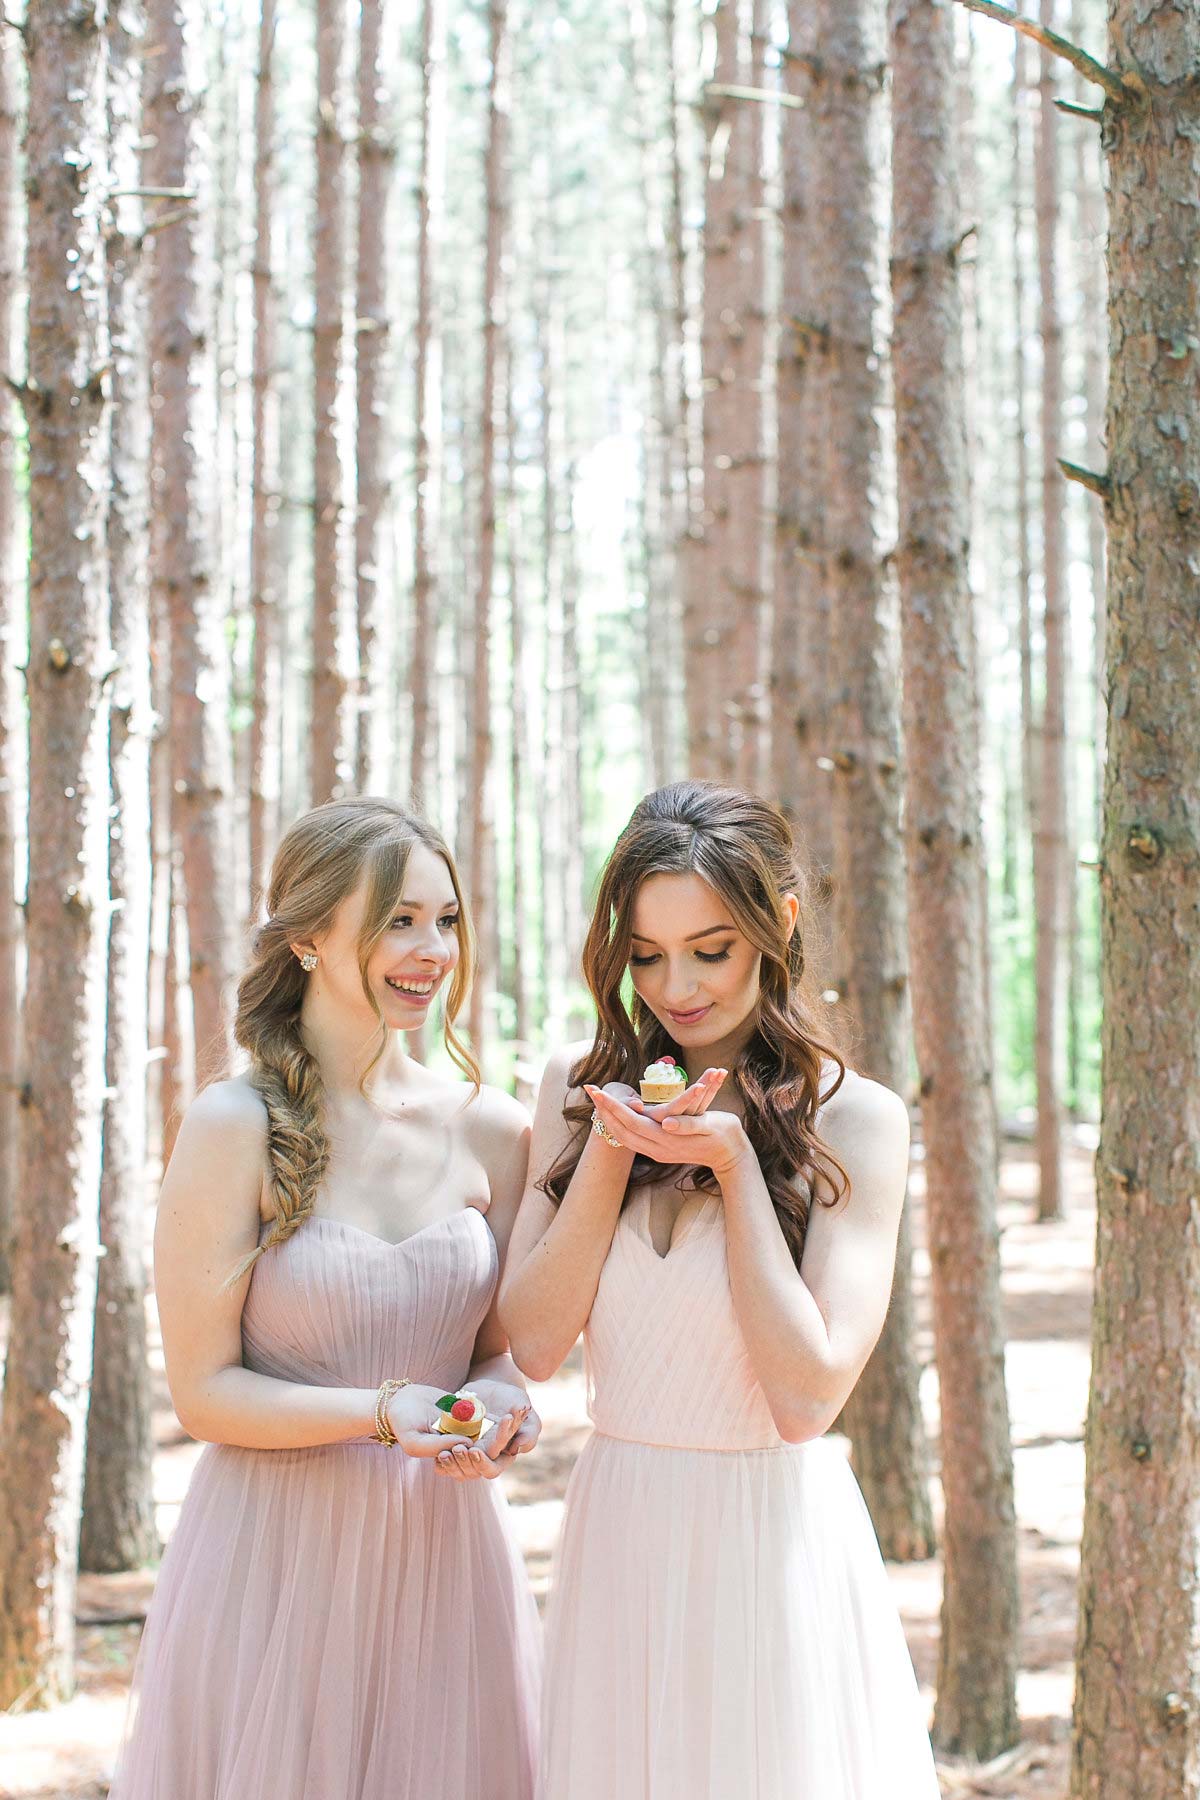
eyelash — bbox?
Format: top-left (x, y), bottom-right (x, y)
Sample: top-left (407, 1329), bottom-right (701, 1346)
top-left (629, 948), bottom-right (731, 967)
top-left (392, 915), bottom-right (459, 930)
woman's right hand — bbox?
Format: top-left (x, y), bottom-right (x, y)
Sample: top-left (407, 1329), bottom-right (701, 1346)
top-left (384, 1383), bottom-right (459, 1457)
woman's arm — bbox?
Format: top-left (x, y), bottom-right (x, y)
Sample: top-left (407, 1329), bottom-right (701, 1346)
top-left (717, 1078), bottom-right (911, 1441)
top-left (155, 1078), bottom-right (446, 1454)
top-left (588, 1074), bottom-right (911, 1443)
top-left (497, 1043), bottom-right (637, 1381)
top-left (462, 1086), bottom-right (537, 1415)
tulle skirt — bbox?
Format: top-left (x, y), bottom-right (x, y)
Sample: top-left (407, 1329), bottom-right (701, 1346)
top-left (539, 1431), bottom-right (940, 1800)
top-left (109, 1438), bottom-right (541, 1800)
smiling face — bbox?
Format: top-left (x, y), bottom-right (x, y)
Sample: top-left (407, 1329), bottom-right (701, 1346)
top-left (627, 870), bottom-right (767, 1053)
top-left (301, 839), bottom-right (462, 1033)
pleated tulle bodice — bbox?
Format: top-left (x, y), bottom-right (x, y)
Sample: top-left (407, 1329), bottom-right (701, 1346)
top-left (241, 1206), bottom-right (498, 1396)
top-left (584, 1190), bottom-right (786, 1452)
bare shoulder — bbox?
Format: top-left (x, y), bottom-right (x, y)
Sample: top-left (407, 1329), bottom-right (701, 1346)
top-left (175, 1075), bottom-right (269, 1150)
top-left (812, 1071), bottom-right (910, 1221)
top-left (817, 1068), bottom-right (910, 1149)
top-left (462, 1081), bottom-right (533, 1156)
top-left (539, 1038), bottom-right (596, 1109)
top-left (157, 1077), bottom-right (269, 1254)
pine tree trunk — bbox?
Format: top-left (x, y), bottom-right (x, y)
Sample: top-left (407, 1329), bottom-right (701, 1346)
top-left (1070, 9), bottom-right (1200, 1792)
top-left (1070, 0), bottom-right (1106, 835)
top-left (0, 16), bottom-right (20, 1296)
top-left (1032, 2), bottom-right (1067, 1219)
top-left (248, 0), bottom-right (280, 913)
top-left (409, 0), bottom-right (445, 810)
top-left (354, 0), bottom-right (393, 794)
top-left (773, 1), bottom-right (831, 870)
top-left (0, 0), bottom-right (110, 1705)
top-left (506, 358), bottom-right (531, 1096)
top-left (79, 5), bottom-right (158, 1577)
top-left (311, 0), bottom-right (354, 802)
top-left (810, 0), bottom-right (935, 1568)
top-left (890, 0), bottom-right (1020, 1754)
top-left (689, 0), bottom-right (765, 780)
top-left (467, 0), bottom-right (508, 1058)
top-left (144, 0), bottom-right (234, 1079)
top-left (1013, 33), bottom-right (1036, 831)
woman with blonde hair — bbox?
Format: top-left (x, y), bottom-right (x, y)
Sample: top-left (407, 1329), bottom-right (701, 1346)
top-left (501, 780), bottom-right (939, 1800)
top-left (111, 797), bottom-right (541, 1800)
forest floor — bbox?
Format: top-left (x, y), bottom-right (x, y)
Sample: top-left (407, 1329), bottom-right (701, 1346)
top-left (0, 1130), bottom-right (1096, 1800)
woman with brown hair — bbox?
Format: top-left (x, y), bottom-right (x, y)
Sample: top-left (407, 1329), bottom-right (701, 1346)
top-left (500, 780), bottom-right (938, 1800)
top-left (110, 798), bottom-right (540, 1800)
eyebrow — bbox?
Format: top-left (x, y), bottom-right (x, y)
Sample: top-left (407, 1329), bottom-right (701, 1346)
top-left (395, 898), bottom-right (460, 911)
top-left (630, 924), bottom-right (735, 944)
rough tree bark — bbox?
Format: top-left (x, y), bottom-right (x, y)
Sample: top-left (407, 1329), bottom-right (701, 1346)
top-left (311, 0), bottom-right (355, 802)
top-left (248, 0), bottom-right (280, 911)
top-left (773, 0), bottom-right (832, 873)
top-left (354, 0), bottom-right (394, 793)
top-left (467, 0), bottom-right (508, 1057)
top-left (890, 0), bottom-right (1020, 1755)
top-left (144, 0), bottom-right (235, 1078)
top-left (0, 0), bottom-right (110, 1706)
top-left (1033, 0), bottom-right (1068, 1219)
top-left (688, 0), bottom-right (765, 780)
top-left (0, 13), bottom-right (20, 1295)
top-left (409, 0), bottom-right (445, 810)
top-left (79, 0), bottom-right (158, 1576)
top-left (809, 0), bottom-right (935, 1567)
top-left (1069, 8), bottom-right (1200, 1795)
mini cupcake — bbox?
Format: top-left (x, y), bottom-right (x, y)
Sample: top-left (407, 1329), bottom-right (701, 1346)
top-left (640, 1059), bottom-right (688, 1105)
top-left (434, 1391), bottom-right (486, 1441)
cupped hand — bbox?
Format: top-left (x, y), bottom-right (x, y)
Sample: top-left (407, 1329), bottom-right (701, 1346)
top-left (385, 1383), bottom-right (463, 1458)
top-left (584, 1069), bottom-right (750, 1176)
top-left (432, 1397), bottom-right (540, 1482)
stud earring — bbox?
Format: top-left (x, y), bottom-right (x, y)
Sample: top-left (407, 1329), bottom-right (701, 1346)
top-left (300, 952), bottom-right (318, 972)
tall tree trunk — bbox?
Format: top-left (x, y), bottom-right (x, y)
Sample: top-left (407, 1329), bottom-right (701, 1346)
top-left (311, 0), bottom-right (355, 802)
top-left (354, 0), bottom-right (394, 794)
top-left (1070, 0), bottom-right (1106, 836)
top-left (80, 8), bottom-right (157, 1571)
top-left (1013, 31), bottom-right (1036, 834)
top-left (689, 0), bottom-right (765, 781)
top-left (773, 1), bottom-right (832, 874)
top-left (0, 0), bottom-right (110, 1705)
top-left (891, 0), bottom-right (1020, 1755)
top-left (1070, 8), bottom-right (1200, 1793)
top-left (1032, 0), bottom-right (1067, 1219)
top-left (506, 355), bottom-right (532, 1099)
top-left (467, 0), bottom-right (508, 1057)
top-left (409, 0), bottom-right (445, 810)
top-left (144, 0), bottom-right (234, 1079)
top-left (0, 14), bottom-right (21, 1295)
top-left (248, 0), bottom-right (280, 913)
top-left (731, 0), bottom-right (769, 790)
top-left (810, 0), bottom-right (934, 1568)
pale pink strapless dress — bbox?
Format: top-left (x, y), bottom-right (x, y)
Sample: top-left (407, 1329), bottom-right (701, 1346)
top-left (110, 1207), bottom-right (541, 1800)
top-left (539, 1187), bottom-right (941, 1800)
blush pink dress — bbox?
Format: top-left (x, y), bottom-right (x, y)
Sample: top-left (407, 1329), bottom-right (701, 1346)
top-left (110, 1207), bottom-right (541, 1800)
top-left (538, 1185), bottom-right (941, 1800)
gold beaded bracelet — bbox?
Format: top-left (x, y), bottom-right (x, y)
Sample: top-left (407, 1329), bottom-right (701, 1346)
top-left (591, 1111), bottom-right (624, 1150)
top-left (374, 1377), bottom-right (411, 1446)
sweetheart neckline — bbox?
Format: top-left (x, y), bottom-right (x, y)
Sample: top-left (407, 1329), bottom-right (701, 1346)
top-left (260, 1207), bottom-right (490, 1253)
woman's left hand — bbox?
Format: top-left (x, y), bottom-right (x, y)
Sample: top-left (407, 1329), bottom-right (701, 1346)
top-left (584, 1084), bottom-right (752, 1179)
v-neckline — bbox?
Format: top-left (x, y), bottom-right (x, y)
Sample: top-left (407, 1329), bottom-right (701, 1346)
top-left (632, 1188), bottom-right (715, 1263)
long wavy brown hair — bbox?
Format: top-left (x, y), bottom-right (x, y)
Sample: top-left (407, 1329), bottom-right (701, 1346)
top-left (225, 797), bottom-right (479, 1286)
top-left (541, 780), bottom-right (851, 1267)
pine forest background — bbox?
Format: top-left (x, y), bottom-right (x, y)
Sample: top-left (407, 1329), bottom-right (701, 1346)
top-left (2, 0), bottom-right (1199, 1794)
